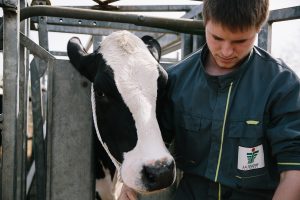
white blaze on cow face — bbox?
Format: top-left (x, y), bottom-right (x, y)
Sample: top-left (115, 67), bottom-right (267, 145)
top-left (99, 31), bottom-right (175, 192)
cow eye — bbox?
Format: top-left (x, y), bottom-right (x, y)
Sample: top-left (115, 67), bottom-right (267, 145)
top-left (95, 91), bottom-right (106, 98)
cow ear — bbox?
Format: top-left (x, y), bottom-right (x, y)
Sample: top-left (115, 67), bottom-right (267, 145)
top-left (67, 37), bottom-right (102, 82)
top-left (141, 35), bottom-right (161, 62)
top-left (67, 37), bottom-right (87, 71)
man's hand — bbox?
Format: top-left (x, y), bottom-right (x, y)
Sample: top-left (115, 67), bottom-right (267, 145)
top-left (273, 170), bottom-right (300, 200)
top-left (118, 184), bottom-right (138, 200)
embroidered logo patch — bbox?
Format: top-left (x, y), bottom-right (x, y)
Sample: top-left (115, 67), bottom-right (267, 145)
top-left (238, 145), bottom-right (265, 171)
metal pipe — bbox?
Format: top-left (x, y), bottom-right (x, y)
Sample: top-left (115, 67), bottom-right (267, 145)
top-left (20, 5), bottom-right (204, 35)
top-left (30, 16), bottom-right (177, 34)
top-left (268, 6), bottom-right (300, 23)
top-left (67, 5), bottom-right (196, 12)
top-left (2, 7), bottom-right (20, 200)
top-left (20, 32), bottom-right (55, 62)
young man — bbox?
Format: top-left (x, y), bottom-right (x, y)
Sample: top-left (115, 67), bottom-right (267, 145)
top-left (119, 0), bottom-right (300, 199)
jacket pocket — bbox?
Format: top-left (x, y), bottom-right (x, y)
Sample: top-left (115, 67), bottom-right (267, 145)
top-left (175, 114), bottom-right (210, 168)
top-left (228, 121), bottom-right (269, 189)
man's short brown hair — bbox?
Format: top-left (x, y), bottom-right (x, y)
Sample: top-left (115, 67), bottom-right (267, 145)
top-left (202, 0), bottom-right (269, 31)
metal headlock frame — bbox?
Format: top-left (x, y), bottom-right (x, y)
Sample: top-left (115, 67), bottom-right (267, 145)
top-left (20, 5), bottom-right (205, 35)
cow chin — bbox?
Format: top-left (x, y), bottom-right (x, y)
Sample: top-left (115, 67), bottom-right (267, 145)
top-left (120, 148), bottom-right (176, 193)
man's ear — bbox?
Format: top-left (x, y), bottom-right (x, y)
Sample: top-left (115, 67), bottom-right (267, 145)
top-left (141, 35), bottom-right (162, 62)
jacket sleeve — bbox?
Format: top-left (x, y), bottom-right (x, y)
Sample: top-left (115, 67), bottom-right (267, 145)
top-left (266, 69), bottom-right (300, 172)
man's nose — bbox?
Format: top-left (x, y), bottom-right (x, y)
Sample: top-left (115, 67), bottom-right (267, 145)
top-left (221, 42), bottom-right (234, 57)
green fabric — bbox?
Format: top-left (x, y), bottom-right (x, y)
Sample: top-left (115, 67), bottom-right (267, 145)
top-left (159, 45), bottom-right (300, 198)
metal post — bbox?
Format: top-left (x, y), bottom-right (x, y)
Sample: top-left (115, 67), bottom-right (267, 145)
top-left (36, 12), bottom-right (50, 200)
top-left (37, 15), bottom-right (49, 127)
top-left (192, 15), bottom-right (206, 51)
top-left (16, 0), bottom-right (29, 198)
top-left (1, 1), bottom-right (20, 200)
top-left (258, 23), bottom-right (272, 52)
top-left (180, 33), bottom-right (193, 58)
top-left (93, 35), bottom-right (102, 51)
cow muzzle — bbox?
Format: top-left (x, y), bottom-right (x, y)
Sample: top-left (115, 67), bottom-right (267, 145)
top-left (141, 159), bottom-right (175, 192)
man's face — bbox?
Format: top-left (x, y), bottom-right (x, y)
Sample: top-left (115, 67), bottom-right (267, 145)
top-left (205, 20), bottom-right (258, 69)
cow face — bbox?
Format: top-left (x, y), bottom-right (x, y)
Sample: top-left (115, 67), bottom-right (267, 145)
top-left (67, 31), bottom-right (175, 193)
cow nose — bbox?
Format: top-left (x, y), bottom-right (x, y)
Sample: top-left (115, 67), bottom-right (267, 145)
top-left (142, 160), bottom-right (175, 191)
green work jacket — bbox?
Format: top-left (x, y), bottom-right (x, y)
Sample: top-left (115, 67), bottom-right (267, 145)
top-left (159, 45), bottom-right (300, 197)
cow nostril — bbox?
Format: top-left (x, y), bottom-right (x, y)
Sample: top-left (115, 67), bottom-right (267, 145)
top-left (143, 167), bottom-right (156, 183)
top-left (142, 161), bottom-right (175, 191)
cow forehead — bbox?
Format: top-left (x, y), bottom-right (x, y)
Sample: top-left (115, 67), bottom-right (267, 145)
top-left (99, 31), bottom-right (160, 99)
top-left (99, 31), bottom-right (161, 140)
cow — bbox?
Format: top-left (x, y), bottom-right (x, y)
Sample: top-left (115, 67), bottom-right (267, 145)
top-left (67, 30), bottom-right (176, 199)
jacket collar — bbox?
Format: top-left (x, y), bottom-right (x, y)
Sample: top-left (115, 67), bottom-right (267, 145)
top-left (200, 44), bottom-right (254, 89)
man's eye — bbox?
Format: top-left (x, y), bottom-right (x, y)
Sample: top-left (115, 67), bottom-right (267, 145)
top-left (233, 40), bottom-right (247, 44)
top-left (213, 36), bottom-right (223, 41)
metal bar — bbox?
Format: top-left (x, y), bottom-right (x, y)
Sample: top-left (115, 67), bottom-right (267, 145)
top-left (93, 35), bottom-right (102, 51)
top-left (162, 42), bottom-right (181, 56)
top-left (46, 24), bottom-right (166, 38)
top-left (182, 4), bottom-right (203, 19)
top-left (20, 32), bottom-right (55, 61)
top-left (1, 3), bottom-right (20, 200)
top-left (258, 6), bottom-right (300, 53)
top-left (49, 51), bottom-right (67, 56)
top-left (38, 16), bottom-right (49, 51)
top-left (30, 59), bottom-right (47, 200)
top-left (160, 57), bottom-right (179, 63)
top-left (258, 23), bottom-right (272, 52)
top-left (37, 16), bottom-right (49, 121)
top-left (30, 16), bottom-right (176, 34)
top-left (181, 33), bottom-right (193, 58)
top-left (67, 4), bottom-right (196, 12)
top-left (268, 6), bottom-right (300, 23)
top-left (113, 4), bottom-right (196, 12)
top-left (20, 5), bottom-right (204, 35)
top-left (156, 34), bottom-right (181, 55)
top-left (16, 0), bottom-right (28, 198)
top-left (26, 161), bottom-right (36, 195)
top-left (192, 15), bottom-right (206, 51)
top-left (46, 24), bottom-right (115, 35)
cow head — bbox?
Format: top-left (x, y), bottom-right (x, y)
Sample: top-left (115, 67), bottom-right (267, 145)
top-left (67, 31), bottom-right (175, 193)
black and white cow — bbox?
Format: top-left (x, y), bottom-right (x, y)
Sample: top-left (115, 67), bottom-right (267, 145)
top-left (67, 30), bottom-right (175, 198)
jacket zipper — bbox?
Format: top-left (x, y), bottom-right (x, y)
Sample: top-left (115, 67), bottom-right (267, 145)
top-left (214, 82), bottom-right (233, 182)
